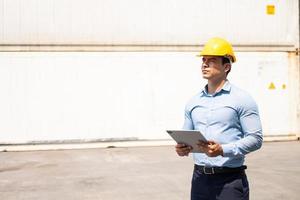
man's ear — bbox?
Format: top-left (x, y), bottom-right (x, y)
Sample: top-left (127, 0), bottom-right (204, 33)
top-left (224, 63), bottom-right (231, 73)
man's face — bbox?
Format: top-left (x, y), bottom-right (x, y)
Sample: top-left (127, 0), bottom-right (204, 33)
top-left (201, 56), bottom-right (229, 80)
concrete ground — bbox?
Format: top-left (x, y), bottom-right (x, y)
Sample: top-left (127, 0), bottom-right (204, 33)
top-left (0, 141), bottom-right (299, 200)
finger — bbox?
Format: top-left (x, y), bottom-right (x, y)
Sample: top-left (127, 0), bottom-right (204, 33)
top-left (176, 143), bottom-right (187, 148)
top-left (208, 144), bottom-right (217, 150)
top-left (176, 147), bottom-right (191, 155)
top-left (205, 151), bottom-right (213, 157)
top-left (185, 149), bottom-right (192, 155)
top-left (186, 147), bottom-right (193, 152)
top-left (178, 152), bottom-right (185, 157)
top-left (183, 145), bottom-right (193, 150)
top-left (176, 149), bottom-right (187, 156)
top-left (185, 146), bottom-right (193, 152)
top-left (182, 148), bottom-right (192, 154)
top-left (207, 140), bottom-right (216, 145)
top-left (178, 150), bottom-right (189, 156)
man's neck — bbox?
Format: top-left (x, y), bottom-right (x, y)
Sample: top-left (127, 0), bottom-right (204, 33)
top-left (207, 79), bottom-right (227, 94)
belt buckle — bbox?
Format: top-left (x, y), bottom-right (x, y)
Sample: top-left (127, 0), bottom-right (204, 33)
top-left (203, 167), bottom-right (215, 175)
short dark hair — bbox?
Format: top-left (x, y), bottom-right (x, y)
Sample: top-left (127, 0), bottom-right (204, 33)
top-left (222, 57), bottom-right (231, 65)
top-left (222, 57), bottom-right (231, 75)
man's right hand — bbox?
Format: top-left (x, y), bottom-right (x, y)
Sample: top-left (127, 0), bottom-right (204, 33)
top-left (175, 143), bottom-right (192, 156)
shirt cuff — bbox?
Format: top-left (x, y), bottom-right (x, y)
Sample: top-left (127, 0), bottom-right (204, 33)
top-left (221, 143), bottom-right (235, 157)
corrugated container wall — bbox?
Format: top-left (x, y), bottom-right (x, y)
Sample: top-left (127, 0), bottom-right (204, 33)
top-left (0, 0), bottom-right (299, 143)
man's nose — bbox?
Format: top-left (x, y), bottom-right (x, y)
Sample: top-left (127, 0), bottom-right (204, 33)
top-left (202, 63), bottom-right (209, 68)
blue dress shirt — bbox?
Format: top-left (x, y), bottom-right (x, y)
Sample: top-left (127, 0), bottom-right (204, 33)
top-left (183, 81), bottom-right (263, 167)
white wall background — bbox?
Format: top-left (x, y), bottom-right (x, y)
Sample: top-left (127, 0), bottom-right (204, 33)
top-left (0, 0), bottom-right (299, 143)
top-left (0, 52), bottom-right (201, 142)
top-left (0, 52), bottom-right (298, 143)
top-left (0, 0), bottom-right (298, 46)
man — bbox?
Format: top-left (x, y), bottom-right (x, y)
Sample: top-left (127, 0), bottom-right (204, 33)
top-left (175, 37), bottom-right (263, 200)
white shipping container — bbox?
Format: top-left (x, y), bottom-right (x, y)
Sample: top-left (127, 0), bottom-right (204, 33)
top-left (0, 52), bottom-right (299, 143)
top-left (0, 0), bottom-right (298, 48)
top-left (0, 0), bottom-right (299, 143)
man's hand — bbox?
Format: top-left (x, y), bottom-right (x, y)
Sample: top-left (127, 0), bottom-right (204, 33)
top-left (197, 140), bottom-right (223, 157)
top-left (175, 143), bottom-right (192, 157)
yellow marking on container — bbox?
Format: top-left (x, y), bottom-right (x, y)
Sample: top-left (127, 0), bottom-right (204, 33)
top-left (266, 5), bottom-right (275, 15)
top-left (268, 82), bottom-right (276, 90)
top-left (282, 84), bottom-right (286, 90)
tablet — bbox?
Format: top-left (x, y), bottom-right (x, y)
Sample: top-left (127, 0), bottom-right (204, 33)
top-left (166, 130), bottom-right (207, 153)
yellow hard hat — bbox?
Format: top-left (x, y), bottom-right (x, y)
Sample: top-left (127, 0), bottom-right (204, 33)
top-left (198, 37), bottom-right (236, 63)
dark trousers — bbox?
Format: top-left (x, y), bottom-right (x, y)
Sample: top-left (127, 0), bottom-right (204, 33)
top-left (191, 168), bottom-right (249, 200)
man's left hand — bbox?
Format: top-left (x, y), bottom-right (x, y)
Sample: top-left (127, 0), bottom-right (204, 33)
top-left (197, 140), bottom-right (223, 157)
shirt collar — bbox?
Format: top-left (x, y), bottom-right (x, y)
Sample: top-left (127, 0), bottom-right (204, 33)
top-left (201, 80), bottom-right (231, 96)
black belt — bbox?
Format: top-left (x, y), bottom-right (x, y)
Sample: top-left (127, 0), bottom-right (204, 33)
top-left (194, 164), bottom-right (247, 175)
